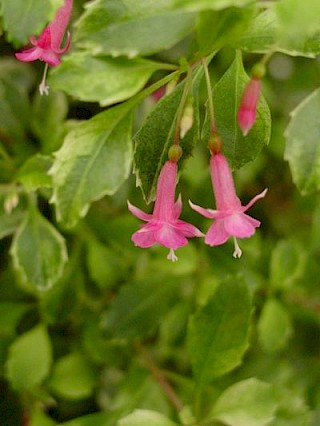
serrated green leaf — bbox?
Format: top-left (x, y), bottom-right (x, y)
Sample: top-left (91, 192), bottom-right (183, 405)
top-left (284, 88), bottom-right (320, 195)
top-left (75, 0), bottom-right (195, 57)
top-left (50, 103), bottom-right (133, 228)
top-left (5, 325), bottom-right (52, 391)
top-left (187, 276), bottom-right (251, 386)
top-left (17, 154), bottom-right (53, 192)
top-left (50, 53), bottom-right (169, 106)
top-left (134, 65), bottom-right (203, 202)
top-left (258, 299), bottom-right (293, 353)
top-left (238, 9), bottom-right (320, 57)
top-left (118, 409), bottom-right (178, 426)
top-left (1, 0), bottom-right (63, 45)
top-left (49, 353), bottom-right (96, 400)
top-left (209, 378), bottom-right (277, 426)
top-left (102, 277), bottom-right (179, 339)
top-left (210, 51), bottom-right (271, 169)
top-left (10, 206), bottom-right (68, 290)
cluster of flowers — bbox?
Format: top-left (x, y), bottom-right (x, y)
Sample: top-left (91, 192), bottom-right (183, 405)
top-left (15, 0), bottom-right (266, 261)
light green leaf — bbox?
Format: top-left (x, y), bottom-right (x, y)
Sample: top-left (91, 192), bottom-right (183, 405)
top-left (0, 188), bottom-right (25, 239)
top-left (1, 0), bottom-right (63, 45)
top-left (269, 240), bottom-right (307, 290)
top-left (211, 51), bottom-right (271, 169)
top-left (171, 0), bottom-right (252, 11)
top-left (5, 325), bottom-right (52, 391)
top-left (30, 409), bottom-right (57, 426)
top-left (187, 276), bottom-right (251, 386)
top-left (118, 409), bottom-right (178, 426)
top-left (209, 378), bottom-right (277, 426)
top-left (258, 299), bottom-right (293, 353)
top-left (60, 412), bottom-right (115, 426)
top-left (49, 353), bottom-right (96, 400)
top-left (0, 302), bottom-right (30, 337)
top-left (238, 9), bottom-right (320, 58)
top-left (102, 277), bottom-right (179, 339)
top-left (50, 103), bottom-right (133, 228)
top-left (134, 65), bottom-right (203, 202)
top-left (10, 206), bottom-right (68, 290)
top-left (17, 154), bottom-right (53, 192)
top-left (75, 0), bottom-right (195, 57)
top-left (50, 53), bottom-right (169, 106)
top-left (284, 88), bottom-right (320, 194)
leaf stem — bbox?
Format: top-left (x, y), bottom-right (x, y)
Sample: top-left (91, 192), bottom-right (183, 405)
top-left (134, 341), bottom-right (184, 412)
top-left (201, 58), bottom-right (215, 133)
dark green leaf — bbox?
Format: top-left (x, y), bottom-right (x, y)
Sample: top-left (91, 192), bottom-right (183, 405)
top-left (211, 51), bottom-right (271, 169)
top-left (5, 325), bottom-right (52, 391)
top-left (208, 378), bottom-right (277, 426)
top-left (50, 54), bottom-right (170, 106)
top-left (10, 206), bottom-right (68, 290)
top-left (50, 104), bottom-right (133, 228)
top-left (284, 88), bottom-right (320, 194)
top-left (0, 302), bottom-right (30, 337)
top-left (187, 276), bottom-right (251, 386)
top-left (134, 65), bottom-right (203, 202)
top-left (60, 413), bottom-right (115, 426)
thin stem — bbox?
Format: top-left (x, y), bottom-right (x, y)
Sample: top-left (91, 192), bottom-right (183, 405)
top-left (173, 65), bottom-right (193, 145)
top-left (201, 58), bottom-right (215, 133)
top-left (260, 49), bottom-right (275, 66)
top-left (134, 342), bottom-right (184, 412)
top-left (39, 63), bottom-right (50, 96)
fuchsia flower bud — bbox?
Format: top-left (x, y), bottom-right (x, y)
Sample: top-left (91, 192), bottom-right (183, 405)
top-left (190, 151), bottom-right (267, 258)
top-left (128, 161), bottom-right (203, 262)
top-left (237, 77), bottom-right (261, 136)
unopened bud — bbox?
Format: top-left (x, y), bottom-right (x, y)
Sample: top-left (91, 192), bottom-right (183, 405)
top-left (208, 133), bottom-right (222, 154)
top-left (237, 78), bottom-right (261, 136)
top-left (251, 62), bottom-right (266, 80)
top-left (180, 102), bottom-right (194, 139)
top-left (168, 145), bottom-right (183, 162)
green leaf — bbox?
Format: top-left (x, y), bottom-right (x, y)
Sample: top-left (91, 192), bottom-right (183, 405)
top-left (196, 7), bottom-right (254, 56)
top-left (10, 206), bottom-right (68, 290)
top-left (0, 302), bottom-right (30, 337)
top-left (269, 240), bottom-right (307, 290)
top-left (75, 0), bottom-right (195, 57)
top-left (0, 188), bottom-right (25, 239)
top-left (238, 9), bottom-right (320, 58)
top-left (187, 276), bottom-right (251, 386)
top-left (50, 54), bottom-right (169, 106)
top-left (60, 412), bottom-right (115, 426)
top-left (49, 353), bottom-right (96, 400)
top-left (171, 0), bottom-right (252, 11)
top-left (50, 103), bottom-right (133, 228)
top-left (1, 0), bottom-right (63, 45)
top-left (258, 299), bottom-right (293, 353)
top-left (284, 87), bottom-right (320, 194)
top-left (118, 409), bottom-right (178, 426)
top-left (208, 378), bottom-right (277, 426)
top-left (211, 51), bottom-right (271, 169)
top-left (102, 277), bottom-right (179, 339)
top-left (134, 65), bottom-right (203, 202)
top-left (16, 154), bottom-right (53, 192)
top-left (31, 90), bottom-right (68, 153)
top-left (30, 409), bottom-right (57, 426)
top-left (5, 325), bottom-right (52, 391)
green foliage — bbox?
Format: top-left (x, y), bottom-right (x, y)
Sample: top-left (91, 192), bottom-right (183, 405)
top-left (0, 1), bottom-right (320, 425)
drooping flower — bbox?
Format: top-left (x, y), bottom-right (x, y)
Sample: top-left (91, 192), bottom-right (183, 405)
top-left (15, 0), bottom-right (73, 94)
top-left (190, 151), bottom-right (267, 258)
top-left (16, 0), bottom-right (73, 67)
top-left (237, 77), bottom-right (261, 136)
top-left (128, 160), bottom-right (203, 261)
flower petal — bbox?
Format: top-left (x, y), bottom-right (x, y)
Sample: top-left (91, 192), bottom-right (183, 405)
top-left (155, 224), bottom-right (188, 250)
top-left (174, 220), bottom-right (204, 238)
top-left (15, 47), bottom-right (42, 62)
top-left (224, 213), bottom-right (260, 238)
top-left (174, 194), bottom-right (182, 218)
top-left (131, 227), bottom-right (156, 248)
top-left (189, 201), bottom-right (218, 219)
top-left (127, 201), bottom-right (152, 221)
top-left (205, 220), bottom-right (229, 246)
top-left (242, 188), bottom-right (268, 212)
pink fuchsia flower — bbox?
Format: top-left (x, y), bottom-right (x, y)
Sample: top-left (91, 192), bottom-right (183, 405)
top-left (237, 78), bottom-right (261, 136)
top-left (128, 160), bottom-right (203, 262)
top-left (15, 0), bottom-right (73, 94)
top-left (189, 152), bottom-right (267, 258)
